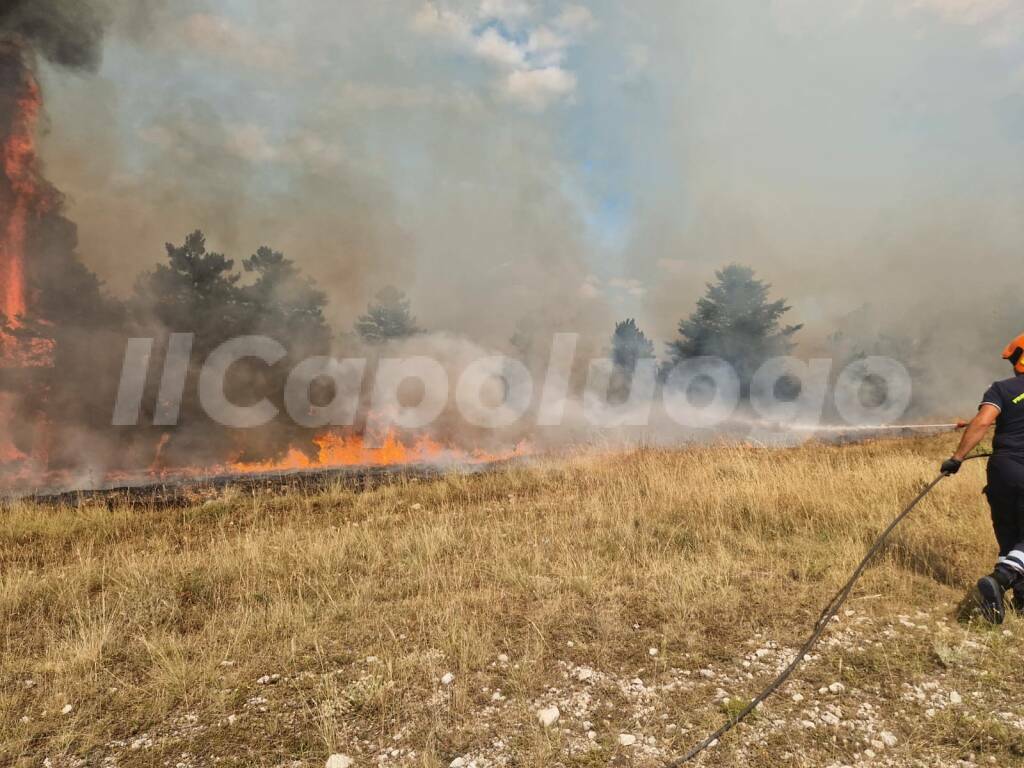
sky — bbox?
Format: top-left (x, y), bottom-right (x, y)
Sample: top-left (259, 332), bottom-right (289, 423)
top-left (31, 0), bottom-right (1024, 380)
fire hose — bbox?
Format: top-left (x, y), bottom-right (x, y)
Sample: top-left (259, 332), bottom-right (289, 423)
top-left (668, 450), bottom-right (992, 766)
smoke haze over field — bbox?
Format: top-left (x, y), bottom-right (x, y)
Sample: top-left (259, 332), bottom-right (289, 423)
top-left (3, 0), bottom-right (1024, 490)
top-left (26, 1), bottom-right (1023, 392)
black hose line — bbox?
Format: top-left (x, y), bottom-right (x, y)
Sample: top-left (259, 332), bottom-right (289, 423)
top-left (668, 452), bottom-right (992, 766)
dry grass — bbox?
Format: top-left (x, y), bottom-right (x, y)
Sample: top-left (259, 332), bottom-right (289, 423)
top-left (2, 434), bottom-right (1023, 767)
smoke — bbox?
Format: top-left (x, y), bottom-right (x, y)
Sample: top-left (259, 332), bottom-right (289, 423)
top-left (5, 0), bottom-right (1024, 492)
top-left (30, 1), bottom-right (613, 344)
top-left (609, 0), bottom-right (1024, 412)
top-left (0, 0), bottom-right (108, 71)
top-left (0, 0), bottom-right (156, 484)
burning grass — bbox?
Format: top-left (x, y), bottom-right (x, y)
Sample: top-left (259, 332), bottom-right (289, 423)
top-left (2, 435), bottom-right (1024, 767)
top-left (0, 428), bottom-right (532, 498)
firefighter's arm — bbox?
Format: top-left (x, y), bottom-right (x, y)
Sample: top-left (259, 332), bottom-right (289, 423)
top-left (952, 404), bottom-right (999, 462)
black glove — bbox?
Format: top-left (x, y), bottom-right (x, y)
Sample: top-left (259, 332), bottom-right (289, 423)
top-left (941, 457), bottom-right (962, 476)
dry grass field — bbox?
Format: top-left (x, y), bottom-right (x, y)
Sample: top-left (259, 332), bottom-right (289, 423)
top-left (3, 434), bottom-right (1024, 768)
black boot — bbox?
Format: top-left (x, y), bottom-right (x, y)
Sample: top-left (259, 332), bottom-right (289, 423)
top-left (976, 566), bottom-right (1019, 625)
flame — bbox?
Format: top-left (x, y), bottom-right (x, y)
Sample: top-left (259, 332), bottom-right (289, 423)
top-left (1, 426), bottom-right (530, 494)
top-left (0, 58), bottom-right (530, 493)
top-left (0, 393), bottom-right (26, 464)
top-left (229, 429), bottom-right (531, 473)
top-left (1, 68), bottom-right (40, 334)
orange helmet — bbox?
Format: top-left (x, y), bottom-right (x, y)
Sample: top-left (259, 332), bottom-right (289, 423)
top-left (1003, 333), bottom-right (1024, 375)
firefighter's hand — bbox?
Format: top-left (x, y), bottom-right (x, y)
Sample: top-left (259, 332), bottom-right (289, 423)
top-left (941, 457), bottom-right (962, 476)
top-left (955, 420), bottom-right (969, 430)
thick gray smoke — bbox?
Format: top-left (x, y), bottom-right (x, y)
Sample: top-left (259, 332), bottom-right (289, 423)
top-left (0, 0), bottom-right (108, 70)
top-left (5, 0), bottom-right (1022, 492)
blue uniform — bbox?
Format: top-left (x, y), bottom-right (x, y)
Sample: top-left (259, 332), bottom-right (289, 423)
top-left (980, 374), bottom-right (1024, 574)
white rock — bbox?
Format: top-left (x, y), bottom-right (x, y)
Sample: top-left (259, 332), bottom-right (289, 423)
top-left (61, 704), bottom-right (73, 715)
top-left (441, 673), bottom-right (455, 686)
top-left (537, 706), bottom-right (560, 727)
top-left (791, 693), bottom-right (804, 703)
top-left (410, 504), bottom-right (423, 511)
top-left (497, 654), bottom-right (510, 664)
top-left (575, 667), bottom-right (595, 682)
top-left (698, 668), bottom-right (715, 679)
top-left (227, 714), bottom-right (238, 725)
top-left (880, 731), bottom-right (898, 748)
top-left (449, 759), bottom-right (466, 768)
top-left (649, 647), bottom-right (659, 657)
top-left (618, 734), bottom-right (637, 746)
top-left (828, 682), bottom-right (845, 694)
top-left (326, 755), bottom-right (354, 768)
top-left (950, 691), bottom-right (963, 706)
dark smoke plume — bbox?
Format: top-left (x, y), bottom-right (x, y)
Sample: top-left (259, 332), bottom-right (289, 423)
top-left (0, 0), bottom-right (108, 71)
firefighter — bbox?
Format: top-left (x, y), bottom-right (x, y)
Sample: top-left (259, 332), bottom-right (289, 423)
top-left (941, 333), bottom-right (1024, 622)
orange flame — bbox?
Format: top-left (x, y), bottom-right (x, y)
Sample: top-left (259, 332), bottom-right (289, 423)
top-left (0, 393), bottom-right (26, 464)
top-left (1, 69), bottom-right (40, 334)
top-left (229, 429), bottom-right (531, 473)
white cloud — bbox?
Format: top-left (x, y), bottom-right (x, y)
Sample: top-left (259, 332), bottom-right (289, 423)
top-left (413, 1), bottom-right (598, 110)
top-left (504, 67), bottom-right (577, 109)
top-left (526, 26), bottom-right (570, 67)
top-left (413, 2), bottom-right (594, 110)
top-left (474, 27), bottom-right (527, 67)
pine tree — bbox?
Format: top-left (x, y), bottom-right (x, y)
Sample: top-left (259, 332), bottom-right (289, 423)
top-left (129, 231), bottom-right (334, 465)
top-left (608, 318), bottom-right (656, 403)
top-left (355, 287), bottom-right (422, 344)
top-left (611, 318), bottom-right (655, 374)
top-left (241, 245), bottom-right (330, 353)
top-left (133, 230), bottom-right (244, 354)
top-left (664, 264), bottom-right (801, 389)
